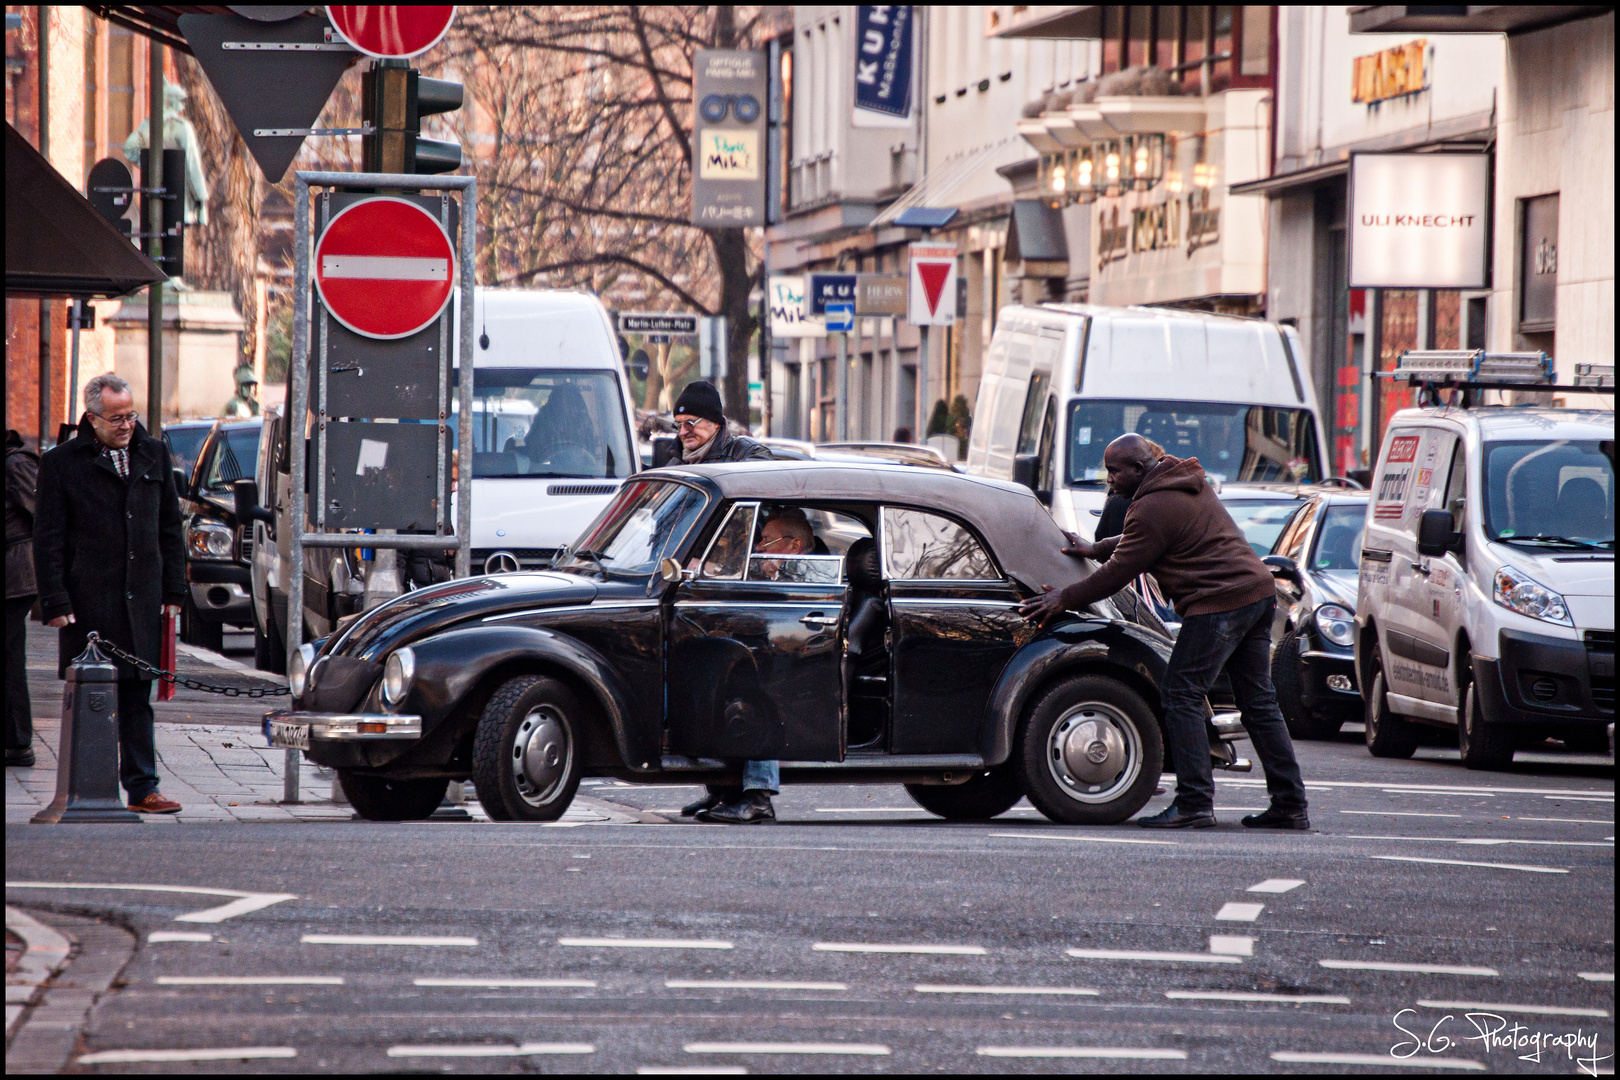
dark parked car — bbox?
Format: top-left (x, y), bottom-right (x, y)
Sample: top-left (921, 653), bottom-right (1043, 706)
top-left (266, 461), bottom-right (1249, 823)
top-left (1263, 490), bottom-right (1369, 739)
top-left (177, 420), bottom-right (262, 651)
top-left (163, 420), bottom-right (216, 484)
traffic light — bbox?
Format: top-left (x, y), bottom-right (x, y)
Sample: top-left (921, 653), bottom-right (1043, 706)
top-left (362, 61), bottom-right (463, 174)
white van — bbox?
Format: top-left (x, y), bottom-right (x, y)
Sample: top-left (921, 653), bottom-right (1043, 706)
top-left (1357, 403), bottom-right (1614, 768)
top-left (247, 289), bottom-right (637, 666)
top-left (967, 304), bottom-right (1329, 540)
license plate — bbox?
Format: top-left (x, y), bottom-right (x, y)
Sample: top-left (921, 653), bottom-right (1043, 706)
top-left (268, 720), bottom-right (310, 751)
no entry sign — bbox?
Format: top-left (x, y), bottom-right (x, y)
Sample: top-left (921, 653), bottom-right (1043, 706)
top-left (314, 197), bottom-right (456, 340)
top-left (326, 6), bottom-right (455, 59)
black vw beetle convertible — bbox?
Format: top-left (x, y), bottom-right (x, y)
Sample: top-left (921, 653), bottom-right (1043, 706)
top-left (267, 462), bottom-right (1246, 823)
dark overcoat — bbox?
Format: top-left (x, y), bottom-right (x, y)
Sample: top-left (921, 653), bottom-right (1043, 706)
top-left (5, 430), bottom-right (38, 599)
top-left (33, 416), bottom-right (187, 678)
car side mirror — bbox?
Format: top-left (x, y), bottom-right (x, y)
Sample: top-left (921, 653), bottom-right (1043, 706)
top-left (233, 479), bottom-right (273, 526)
top-left (651, 435), bottom-right (678, 468)
top-left (1262, 554), bottom-right (1301, 583)
top-left (1416, 507), bottom-right (1462, 558)
top-left (659, 557), bottom-right (694, 585)
top-left (172, 467), bottom-right (189, 496)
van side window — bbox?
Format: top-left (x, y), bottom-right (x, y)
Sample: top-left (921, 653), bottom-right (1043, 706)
top-left (1443, 441), bottom-right (1467, 532)
top-left (1016, 372), bottom-right (1051, 456)
top-left (882, 508), bottom-right (998, 581)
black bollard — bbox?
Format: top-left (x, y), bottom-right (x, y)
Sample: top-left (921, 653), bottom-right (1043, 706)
top-left (31, 634), bottom-right (141, 824)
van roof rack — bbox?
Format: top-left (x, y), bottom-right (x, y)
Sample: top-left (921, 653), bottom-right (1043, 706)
top-left (1385, 350), bottom-right (1613, 397)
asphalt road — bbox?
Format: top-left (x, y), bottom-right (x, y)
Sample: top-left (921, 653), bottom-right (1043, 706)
top-left (6, 698), bottom-right (1613, 1075)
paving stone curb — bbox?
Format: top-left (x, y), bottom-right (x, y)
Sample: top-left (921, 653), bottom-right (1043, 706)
top-left (4, 908), bottom-right (135, 1073)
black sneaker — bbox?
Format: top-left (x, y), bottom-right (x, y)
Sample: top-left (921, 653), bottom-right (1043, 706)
top-left (1241, 806), bottom-right (1311, 830)
top-left (6, 748), bottom-right (35, 768)
top-left (1137, 805), bottom-right (1216, 829)
top-left (698, 791), bottom-right (776, 824)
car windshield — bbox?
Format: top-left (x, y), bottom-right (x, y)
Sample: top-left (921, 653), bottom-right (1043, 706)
top-left (1484, 439), bottom-right (1615, 548)
top-left (202, 426), bottom-right (262, 492)
top-left (453, 368), bottom-right (633, 479)
top-left (560, 480), bottom-right (708, 575)
top-left (1067, 399), bottom-right (1321, 486)
top-left (164, 425), bottom-right (211, 479)
top-left (1224, 498), bottom-right (1305, 557)
top-left (1312, 503), bottom-right (1366, 572)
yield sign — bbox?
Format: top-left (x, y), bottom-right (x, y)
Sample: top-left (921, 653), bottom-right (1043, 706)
top-left (326, 5), bottom-right (455, 59)
top-left (908, 243), bottom-right (959, 326)
top-left (314, 197), bottom-right (456, 339)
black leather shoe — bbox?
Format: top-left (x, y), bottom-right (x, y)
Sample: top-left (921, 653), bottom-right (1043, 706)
top-left (680, 792), bottom-right (725, 817)
top-left (699, 791), bottom-right (776, 824)
top-left (1242, 806), bottom-right (1311, 830)
top-left (6, 749), bottom-right (35, 768)
top-left (1137, 805), bottom-right (1216, 829)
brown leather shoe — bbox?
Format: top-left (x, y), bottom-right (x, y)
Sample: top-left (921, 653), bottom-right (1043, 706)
top-left (129, 792), bottom-right (182, 814)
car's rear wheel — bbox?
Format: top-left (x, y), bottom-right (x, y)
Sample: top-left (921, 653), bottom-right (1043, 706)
top-left (254, 609), bottom-right (286, 674)
top-left (340, 771), bottom-right (447, 822)
top-left (1273, 630), bottom-right (1343, 740)
top-left (905, 769), bottom-right (1023, 821)
top-left (181, 595), bottom-right (224, 652)
top-left (1016, 676), bottom-right (1162, 825)
top-left (1458, 677), bottom-right (1514, 771)
top-left (472, 675), bottom-right (584, 822)
top-left (1364, 654), bottom-right (1418, 759)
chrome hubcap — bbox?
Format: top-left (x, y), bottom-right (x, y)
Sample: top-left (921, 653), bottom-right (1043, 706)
top-left (1046, 702), bottom-right (1141, 803)
top-left (511, 706), bottom-right (570, 806)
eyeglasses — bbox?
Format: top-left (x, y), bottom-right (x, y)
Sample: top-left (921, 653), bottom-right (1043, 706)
top-left (96, 412), bottom-right (140, 428)
top-left (757, 535), bottom-right (797, 551)
top-left (674, 418), bottom-right (709, 432)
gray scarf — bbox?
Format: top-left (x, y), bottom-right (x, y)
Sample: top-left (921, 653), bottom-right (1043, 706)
top-left (681, 430), bottom-right (718, 463)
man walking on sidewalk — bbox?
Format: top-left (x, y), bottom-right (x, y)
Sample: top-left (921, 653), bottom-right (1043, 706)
top-left (33, 375), bottom-right (186, 814)
top-left (6, 429), bottom-right (39, 767)
top-left (1019, 434), bottom-right (1309, 830)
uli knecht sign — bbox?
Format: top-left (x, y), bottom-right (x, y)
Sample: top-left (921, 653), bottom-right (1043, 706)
top-left (1349, 152), bottom-right (1490, 290)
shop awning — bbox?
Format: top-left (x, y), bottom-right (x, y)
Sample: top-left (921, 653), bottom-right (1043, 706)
top-left (5, 122), bottom-right (168, 300)
top-left (871, 138), bottom-right (1024, 229)
top-left (1229, 161), bottom-right (1349, 197)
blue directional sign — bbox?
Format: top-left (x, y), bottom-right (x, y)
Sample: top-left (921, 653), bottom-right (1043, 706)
top-left (824, 301), bottom-right (855, 333)
top-left (807, 273), bottom-right (858, 315)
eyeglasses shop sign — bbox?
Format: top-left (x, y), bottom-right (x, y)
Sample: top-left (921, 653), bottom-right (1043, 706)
top-left (1349, 152), bottom-right (1489, 289)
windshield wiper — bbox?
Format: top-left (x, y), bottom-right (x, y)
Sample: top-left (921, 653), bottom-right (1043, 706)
top-left (567, 548), bottom-right (613, 576)
top-left (1501, 535), bottom-right (1612, 551)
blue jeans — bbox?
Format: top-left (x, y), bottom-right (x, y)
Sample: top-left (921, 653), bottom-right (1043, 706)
top-left (1161, 597), bottom-right (1307, 816)
top-left (706, 759), bottom-right (780, 799)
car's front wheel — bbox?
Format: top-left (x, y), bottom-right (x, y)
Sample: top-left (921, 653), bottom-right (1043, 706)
top-left (472, 675), bottom-right (585, 822)
top-left (1364, 653), bottom-right (1418, 759)
top-left (1273, 630), bottom-right (1343, 740)
top-left (1458, 677), bottom-right (1514, 771)
top-left (340, 771), bottom-right (447, 821)
top-left (1016, 676), bottom-right (1162, 825)
top-left (905, 769), bottom-right (1022, 821)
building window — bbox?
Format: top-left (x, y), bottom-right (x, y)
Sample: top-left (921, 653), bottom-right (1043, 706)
top-left (1519, 194), bottom-right (1558, 332)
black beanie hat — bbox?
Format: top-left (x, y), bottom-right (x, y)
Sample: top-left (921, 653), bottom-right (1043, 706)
top-left (673, 380), bottom-right (724, 425)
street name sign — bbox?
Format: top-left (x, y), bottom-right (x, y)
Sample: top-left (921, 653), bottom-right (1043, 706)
top-left (326, 5), bottom-right (455, 59)
top-left (908, 243), bottom-right (958, 326)
top-left (314, 196), bottom-right (456, 339)
top-left (620, 312), bottom-right (700, 336)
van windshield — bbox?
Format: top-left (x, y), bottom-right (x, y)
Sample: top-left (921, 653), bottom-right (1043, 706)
top-left (1066, 399), bottom-right (1321, 486)
top-left (1484, 439), bottom-right (1615, 549)
top-left (453, 368), bottom-right (633, 479)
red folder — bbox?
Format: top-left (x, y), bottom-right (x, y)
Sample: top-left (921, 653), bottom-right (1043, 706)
top-left (158, 609), bottom-right (178, 701)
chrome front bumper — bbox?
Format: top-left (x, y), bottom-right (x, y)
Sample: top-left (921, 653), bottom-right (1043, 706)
top-left (263, 710), bottom-right (422, 749)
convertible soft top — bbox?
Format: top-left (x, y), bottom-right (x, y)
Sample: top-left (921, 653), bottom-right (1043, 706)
top-left (650, 460), bottom-right (1095, 596)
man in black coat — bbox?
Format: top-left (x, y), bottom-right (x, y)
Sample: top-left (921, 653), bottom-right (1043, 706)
top-left (6, 429), bottom-right (39, 767)
top-left (33, 374), bottom-right (187, 813)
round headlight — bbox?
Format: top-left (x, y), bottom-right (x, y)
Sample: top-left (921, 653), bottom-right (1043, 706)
top-left (382, 647), bottom-right (415, 711)
top-left (288, 643), bottom-right (315, 700)
top-left (1314, 604), bottom-right (1355, 648)
top-left (186, 521), bottom-right (235, 560)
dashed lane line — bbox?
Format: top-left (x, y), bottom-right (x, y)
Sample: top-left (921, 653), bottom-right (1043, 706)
top-left (813, 942), bottom-right (987, 956)
top-left (1415, 1000), bottom-right (1609, 1018)
top-left (155, 976), bottom-right (343, 986)
top-left (1247, 879), bottom-right (1305, 893)
top-left (77, 1048), bottom-right (297, 1064)
top-left (1369, 855), bottom-right (1569, 874)
top-left (1548, 795), bottom-right (1614, 802)
top-left (988, 831), bottom-right (1178, 846)
top-left (1520, 817), bottom-right (1613, 824)
top-left (5, 881), bottom-right (296, 923)
top-left (1319, 959), bottom-right (1498, 977)
top-left (1382, 790), bottom-right (1493, 797)
top-left (684, 1042), bottom-right (891, 1056)
top-left (1346, 834), bottom-right (1612, 848)
top-left (1215, 902), bottom-right (1264, 921)
top-left (413, 978), bottom-right (596, 988)
top-left (1065, 949), bottom-right (1241, 964)
top-left (386, 1044), bottom-right (594, 1058)
top-left (1341, 810), bottom-right (1462, 818)
top-left (1166, 990), bottom-right (1349, 1004)
top-left (147, 931), bottom-right (213, 943)
top-left (813, 808), bottom-right (928, 813)
top-left (301, 934), bottom-right (477, 946)
top-left (1209, 936), bottom-right (1255, 956)
top-left (977, 1047), bottom-right (1187, 1060)
top-left (638, 1068), bottom-right (748, 1076)
top-left (1218, 778), bottom-right (1610, 798)
top-left (667, 980), bottom-right (846, 991)
top-left (1578, 972), bottom-right (1614, 982)
top-left (914, 984), bottom-right (1100, 996)
top-left (558, 937), bottom-right (732, 950)
top-left (1271, 1051), bottom-right (1484, 1070)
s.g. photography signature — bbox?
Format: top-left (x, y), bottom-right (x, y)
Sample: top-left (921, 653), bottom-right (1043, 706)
top-left (1393, 1007), bottom-right (1613, 1076)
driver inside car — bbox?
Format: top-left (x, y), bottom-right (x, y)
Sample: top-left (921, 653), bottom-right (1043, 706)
top-left (752, 506), bottom-right (814, 581)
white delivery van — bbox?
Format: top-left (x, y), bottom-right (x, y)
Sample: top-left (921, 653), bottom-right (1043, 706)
top-left (1357, 401), bottom-right (1614, 769)
top-left (247, 289), bottom-right (637, 666)
top-left (966, 304), bottom-right (1330, 540)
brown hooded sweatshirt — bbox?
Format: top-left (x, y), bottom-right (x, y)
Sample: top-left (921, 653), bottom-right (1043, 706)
top-left (1058, 454), bottom-right (1275, 619)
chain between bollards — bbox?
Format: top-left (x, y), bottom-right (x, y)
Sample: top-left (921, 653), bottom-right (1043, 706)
top-left (85, 632), bottom-right (292, 698)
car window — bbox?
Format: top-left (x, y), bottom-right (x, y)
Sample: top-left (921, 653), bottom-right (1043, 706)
top-left (164, 425), bottom-right (211, 480)
top-left (701, 503), bottom-right (757, 579)
top-left (1223, 499), bottom-right (1304, 557)
top-left (1275, 501), bottom-right (1316, 560)
top-left (882, 507), bottom-right (998, 580)
top-left (741, 504), bottom-right (865, 584)
top-left (562, 479), bottom-right (707, 575)
top-left (453, 367), bottom-right (633, 479)
top-left (1484, 439), bottom-right (1615, 546)
top-left (1443, 440), bottom-right (1467, 532)
top-left (1312, 503), bottom-right (1366, 571)
top-left (203, 427), bottom-right (262, 491)
top-left (1066, 399), bottom-right (1322, 485)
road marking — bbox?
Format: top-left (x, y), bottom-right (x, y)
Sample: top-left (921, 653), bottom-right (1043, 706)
top-left (915, 984), bottom-right (1100, 996)
top-left (813, 942), bottom-right (987, 955)
top-left (1347, 834), bottom-right (1611, 848)
top-left (1415, 999), bottom-right (1609, 1018)
top-left (5, 881), bottom-right (296, 923)
top-left (1370, 855), bottom-right (1568, 874)
top-left (1341, 810), bottom-right (1462, 818)
top-left (1519, 817), bottom-right (1612, 824)
top-left (1383, 789), bottom-right (1493, 797)
top-left (1578, 972), bottom-right (1614, 982)
top-left (558, 937), bottom-right (732, 950)
top-left (684, 1042), bottom-right (890, 1056)
top-left (387, 1043), bottom-right (594, 1057)
top-left (1247, 879), bottom-right (1305, 893)
top-left (1271, 1051), bottom-right (1484, 1070)
top-left (813, 807), bottom-right (924, 813)
top-left (77, 1048), bottom-right (297, 1064)
top-left (301, 934), bottom-right (477, 946)
top-left (1219, 778), bottom-right (1609, 798)
top-left (1319, 959), bottom-right (1498, 976)
top-left (1547, 795), bottom-right (1614, 802)
top-left (1209, 936), bottom-right (1255, 956)
top-left (1215, 902), bottom-right (1264, 922)
top-left (638, 1069), bottom-right (748, 1076)
top-left (147, 931), bottom-right (213, 943)
top-left (1065, 949), bottom-right (1240, 964)
top-left (1167, 990), bottom-right (1348, 1004)
top-left (155, 976), bottom-right (344, 986)
top-left (988, 831), bottom-right (1178, 846)
top-left (977, 1046), bottom-right (1187, 1060)
top-left (413, 977), bottom-right (595, 988)
top-left (667, 980), bottom-right (846, 991)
